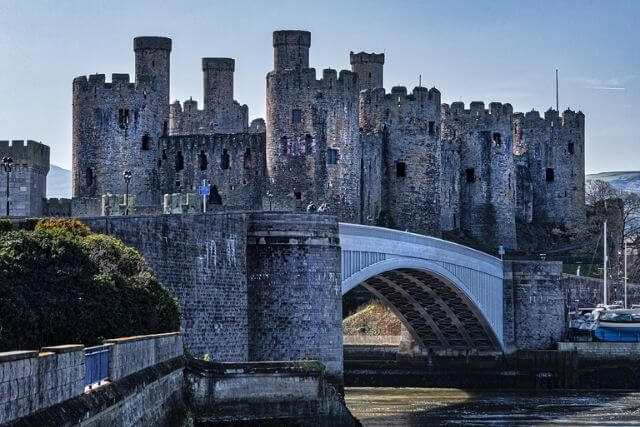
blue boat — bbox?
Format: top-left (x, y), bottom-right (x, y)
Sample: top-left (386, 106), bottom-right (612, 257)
top-left (593, 310), bottom-right (640, 342)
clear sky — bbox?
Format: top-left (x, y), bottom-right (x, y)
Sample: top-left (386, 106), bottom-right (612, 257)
top-left (0, 0), bottom-right (638, 173)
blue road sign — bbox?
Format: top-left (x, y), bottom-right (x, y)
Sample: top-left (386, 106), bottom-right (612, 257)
top-left (199, 185), bottom-right (210, 196)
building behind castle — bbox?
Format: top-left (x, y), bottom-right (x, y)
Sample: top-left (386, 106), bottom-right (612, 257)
top-left (2, 30), bottom-right (586, 251)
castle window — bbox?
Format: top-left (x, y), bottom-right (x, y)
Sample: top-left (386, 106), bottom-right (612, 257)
top-left (141, 133), bottom-right (151, 150)
top-left (85, 168), bottom-right (93, 187)
top-left (546, 168), bottom-right (555, 182)
top-left (492, 132), bottom-right (502, 145)
top-left (199, 150), bottom-right (208, 171)
top-left (368, 72), bottom-right (372, 78)
top-left (175, 181), bottom-right (180, 188)
top-left (118, 109), bottom-right (130, 129)
top-left (244, 148), bottom-right (253, 169)
top-left (568, 142), bottom-right (575, 154)
top-left (163, 121), bottom-right (168, 135)
top-left (305, 134), bottom-right (313, 153)
top-left (175, 151), bottom-right (184, 171)
top-left (220, 149), bottom-right (230, 169)
top-left (294, 191), bottom-right (302, 200)
top-left (209, 185), bottom-right (222, 205)
top-left (280, 136), bottom-right (288, 154)
top-left (428, 121), bottom-right (435, 135)
top-left (327, 148), bottom-right (338, 165)
top-left (465, 168), bottom-right (475, 183)
top-left (292, 109), bottom-right (303, 124)
top-left (396, 162), bottom-right (406, 178)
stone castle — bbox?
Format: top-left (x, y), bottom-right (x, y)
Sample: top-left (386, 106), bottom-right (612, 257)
top-left (3, 30), bottom-right (586, 250)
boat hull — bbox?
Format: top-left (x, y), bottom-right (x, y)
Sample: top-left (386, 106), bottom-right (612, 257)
top-left (593, 323), bottom-right (640, 342)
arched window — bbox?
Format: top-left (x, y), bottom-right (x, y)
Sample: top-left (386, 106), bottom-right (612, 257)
top-left (199, 150), bottom-right (208, 171)
top-left (209, 185), bottom-right (222, 205)
top-left (85, 168), bottom-right (93, 187)
top-left (220, 149), bottom-right (230, 169)
top-left (141, 133), bottom-right (151, 150)
top-left (243, 148), bottom-right (252, 169)
top-left (175, 151), bottom-right (184, 171)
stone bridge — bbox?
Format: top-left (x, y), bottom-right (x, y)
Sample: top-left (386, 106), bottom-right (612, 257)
top-left (340, 223), bottom-right (505, 351)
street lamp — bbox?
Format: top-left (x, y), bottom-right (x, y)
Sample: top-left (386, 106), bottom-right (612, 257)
top-left (266, 191), bottom-right (273, 211)
top-left (2, 157), bottom-right (13, 217)
top-left (123, 170), bottom-right (132, 215)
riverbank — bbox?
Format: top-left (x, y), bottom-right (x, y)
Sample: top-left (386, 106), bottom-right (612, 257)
top-left (345, 343), bottom-right (640, 390)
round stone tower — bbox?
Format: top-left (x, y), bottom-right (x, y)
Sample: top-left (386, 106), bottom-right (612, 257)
top-left (272, 30), bottom-right (310, 71)
top-left (72, 36), bottom-right (171, 204)
top-left (246, 212), bottom-right (343, 388)
top-left (350, 51), bottom-right (384, 92)
top-left (202, 58), bottom-right (235, 111)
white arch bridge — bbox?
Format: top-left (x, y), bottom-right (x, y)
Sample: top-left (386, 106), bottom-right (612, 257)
top-left (340, 223), bottom-right (505, 351)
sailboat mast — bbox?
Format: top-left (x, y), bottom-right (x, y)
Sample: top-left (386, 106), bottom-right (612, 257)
top-left (604, 220), bottom-right (608, 305)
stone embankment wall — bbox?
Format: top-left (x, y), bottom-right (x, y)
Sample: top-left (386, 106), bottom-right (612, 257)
top-left (0, 332), bottom-right (184, 426)
top-left (503, 261), bottom-right (566, 351)
top-left (185, 359), bottom-right (359, 426)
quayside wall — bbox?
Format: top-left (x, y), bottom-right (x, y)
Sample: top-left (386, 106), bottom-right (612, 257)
top-left (0, 333), bottom-right (185, 426)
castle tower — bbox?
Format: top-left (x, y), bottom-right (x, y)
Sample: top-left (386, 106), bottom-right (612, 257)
top-left (272, 30), bottom-right (310, 71)
top-left (441, 101), bottom-right (517, 249)
top-left (359, 85), bottom-right (442, 236)
top-left (72, 36), bottom-right (172, 204)
top-left (203, 58), bottom-right (235, 112)
top-left (266, 30), bottom-right (361, 221)
top-left (0, 140), bottom-right (49, 216)
top-left (516, 108), bottom-right (586, 227)
top-left (350, 51), bottom-right (384, 92)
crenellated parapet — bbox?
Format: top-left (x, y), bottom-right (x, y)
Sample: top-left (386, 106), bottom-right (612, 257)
top-left (0, 139), bottom-right (49, 217)
top-left (169, 97), bottom-right (249, 136)
top-left (350, 51), bottom-right (384, 91)
top-left (360, 86), bottom-right (441, 133)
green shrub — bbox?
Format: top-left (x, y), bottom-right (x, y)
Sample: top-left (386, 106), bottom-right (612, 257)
top-left (0, 219), bottom-right (11, 234)
top-left (0, 220), bottom-right (180, 351)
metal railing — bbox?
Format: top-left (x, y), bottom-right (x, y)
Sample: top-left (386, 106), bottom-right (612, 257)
top-left (84, 345), bottom-right (110, 388)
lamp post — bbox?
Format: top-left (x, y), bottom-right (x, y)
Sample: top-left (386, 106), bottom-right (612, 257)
top-left (123, 170), bottom-right (132, 215)
top-left (2, 157), bottom-right (13, 217)
top-left (267, 191), bottom-right (273, 211)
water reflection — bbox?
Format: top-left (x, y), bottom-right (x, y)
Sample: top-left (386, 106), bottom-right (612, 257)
top-left (345, 387), bottom-right (640, 426)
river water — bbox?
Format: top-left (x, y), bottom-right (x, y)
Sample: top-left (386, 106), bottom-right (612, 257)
top-left (345, 387), bottom-right (640, 426)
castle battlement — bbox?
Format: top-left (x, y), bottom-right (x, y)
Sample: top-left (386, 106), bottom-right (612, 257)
top-left (0, 139), bottom-right (50, 169)
top-left (267, 67), bottom-right (358, 99)
top-left (350, 51), bottom-right (385, 65)
top-left (442, 101), bottom-right (513, 126)
top-left (360, 86), bottom-right (441, 132)
top-left (162, 132), bottom-right (263, 150)
top-left (72, 73), bottom-right (148, 94)
top-left (515, 108), bottom-right (585, 129)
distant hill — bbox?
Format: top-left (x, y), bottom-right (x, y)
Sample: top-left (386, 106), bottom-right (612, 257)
top-left (47, 165), bottom-right (71, 199)
top-left (586, 171), bottom-right (640, 195)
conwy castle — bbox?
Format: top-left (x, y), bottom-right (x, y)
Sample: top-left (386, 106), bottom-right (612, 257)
top-left (2, 30), bottom-right (585, 249)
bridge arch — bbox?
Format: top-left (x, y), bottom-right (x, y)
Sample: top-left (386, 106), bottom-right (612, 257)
top-left (340, 223), bottom-right (505, 351)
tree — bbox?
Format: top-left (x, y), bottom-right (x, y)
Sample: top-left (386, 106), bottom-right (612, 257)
top-left (586, 180), bottom-right (640, 282)
top-left (0, 219), bottom-right (180, 351)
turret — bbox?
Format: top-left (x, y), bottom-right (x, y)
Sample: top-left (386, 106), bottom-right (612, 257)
top-left (202, 58), bottom-right (235, 111)
top-left (272, 30), bottom-right (311, 71)
top-left (134, 36), bottom-right (171, 97)
top-left (350, 51), bottom-right (384, 92)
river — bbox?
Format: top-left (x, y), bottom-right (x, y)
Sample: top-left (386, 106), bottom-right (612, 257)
top-left (345, 387), bottom-right (640, 426)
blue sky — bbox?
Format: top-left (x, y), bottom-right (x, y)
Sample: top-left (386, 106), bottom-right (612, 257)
top-left (0, 0), bottom-right (638, 173)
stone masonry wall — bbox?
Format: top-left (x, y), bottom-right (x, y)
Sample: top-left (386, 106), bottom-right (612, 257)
top-left (503, 261), bottom-right (566, 351)
top-left (0, 345), bottom-right (84, 424)
top-left (360, 86), bottom-right (442, 236)
top-left (157, 133), bottom-right (266, 211)
top-left (2, 333), bottom-right (185, 426)
top-left (0, 140), bottom-right (49, 217)
top-left (246, 212), bottom-right (344, 385)
top-left (441, 102), bottom-right (517, 249)
top-left (562, 274), bottom-right (640, 311)
top-left (81, 214), bottom-right (250, 360)
top-left (105, 332), bottom-right (183, 381)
